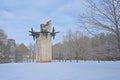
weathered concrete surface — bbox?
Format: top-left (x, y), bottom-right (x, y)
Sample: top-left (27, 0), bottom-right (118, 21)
top-left (36, 21), bottom-right (52, 63)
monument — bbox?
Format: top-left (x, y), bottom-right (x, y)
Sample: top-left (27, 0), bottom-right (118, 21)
top-left (29, 20), bottom-right (59, 63)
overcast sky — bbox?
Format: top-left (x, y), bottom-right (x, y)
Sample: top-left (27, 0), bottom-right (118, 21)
top-left (0, 0), bottom-right (87, 45)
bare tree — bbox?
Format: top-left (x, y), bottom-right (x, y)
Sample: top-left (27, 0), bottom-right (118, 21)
top-left (63, 30), bottom-right (74, 61)
top-left (28, 43), bottom-right (36, 62)
top-left (63, 30), bottom-right (89, 62)
top-left (52, 43), bottom-right (64, 61)
top-left (0, 29), bottom-right (7, 40)
top-left (15, 43), bottom-right (29, 62)
top-left (7, 39), bottom-right (16, 62)
top-left (0, 29), bottom-right (8, 63)
top-left (78, 0), bottom-right (120, 52)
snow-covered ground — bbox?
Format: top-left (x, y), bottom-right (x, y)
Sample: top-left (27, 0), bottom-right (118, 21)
top-left (0, 61), bottom-right (120, 80)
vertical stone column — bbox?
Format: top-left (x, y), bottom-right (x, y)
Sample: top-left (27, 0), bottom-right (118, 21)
top-left (36, 21), bottom-right (52, 63)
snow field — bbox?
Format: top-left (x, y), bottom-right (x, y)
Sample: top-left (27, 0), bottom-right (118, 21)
top-left (0, 61), bottom-right (120, 80)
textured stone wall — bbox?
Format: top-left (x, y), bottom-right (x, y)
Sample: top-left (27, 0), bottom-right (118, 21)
top-left (36, 21), bottom-right (52, 62)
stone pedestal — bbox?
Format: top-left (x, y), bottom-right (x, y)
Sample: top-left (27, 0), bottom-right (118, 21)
top-left (36, 21), bottom-right (52, 62)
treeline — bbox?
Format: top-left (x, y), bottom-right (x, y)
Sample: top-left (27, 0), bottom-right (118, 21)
top-left (52, 30), bottom-right (120, 62)
top-left (0, 29), bottom-right (35, 63)
top-left (1, 28), bottom-right (120, 63)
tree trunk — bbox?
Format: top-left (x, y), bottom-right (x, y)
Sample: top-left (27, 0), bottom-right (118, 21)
top-left (116, 34), bottom-right (120, 52)
top-left (115, 22), bottom-right (120, 52)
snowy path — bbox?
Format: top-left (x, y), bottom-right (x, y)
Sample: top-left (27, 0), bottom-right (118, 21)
top-left (0, 61), bottom-right (120, 80)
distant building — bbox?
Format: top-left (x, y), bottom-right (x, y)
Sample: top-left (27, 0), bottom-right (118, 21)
top-left (7, 39), bottom-right (16, 62)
